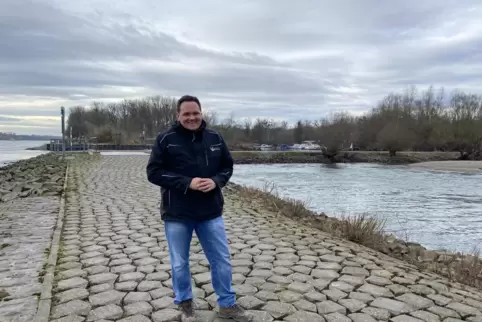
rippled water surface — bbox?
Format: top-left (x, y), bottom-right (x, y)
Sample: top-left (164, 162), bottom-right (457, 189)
top-left (232, 163), bottom-right (482, 253)
top-left (0, 140), bottom-right (48, 167)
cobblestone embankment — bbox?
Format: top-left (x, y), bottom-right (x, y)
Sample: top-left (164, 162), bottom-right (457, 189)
top-left (0, 154), bottom-right (66, 322)
top-left (49, 155), bottom-right (482, 322)
top-left (0, 153), bottom-right (66, 203)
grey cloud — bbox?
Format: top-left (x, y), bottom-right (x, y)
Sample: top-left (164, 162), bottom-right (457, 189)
top-left (1, 0), bottom-right (276, 66)
top-left (1, 0), bottom-right (482, 134)
top-left (0, 116), bottom-right (21, 122)
top-left (0, 107), bottom-right (63, 117)
top-left (138, 64), bottom-right (324, 97)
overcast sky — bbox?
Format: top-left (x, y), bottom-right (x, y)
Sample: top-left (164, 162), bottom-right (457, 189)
top-left (1, 0), bottom-right (482, 135)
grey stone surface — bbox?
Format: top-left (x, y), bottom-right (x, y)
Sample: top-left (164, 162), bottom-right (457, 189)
top-left (42, 155), bottom-right (482, 321)
top-left (0, 196), bottom-right (59, 322)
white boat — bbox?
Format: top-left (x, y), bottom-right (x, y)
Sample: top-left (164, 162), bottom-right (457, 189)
top-left (259, 144), bottom-right (274, 151)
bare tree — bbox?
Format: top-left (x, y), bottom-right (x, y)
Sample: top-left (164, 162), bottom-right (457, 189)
top-left (65, 87), bottom-right (481, 159)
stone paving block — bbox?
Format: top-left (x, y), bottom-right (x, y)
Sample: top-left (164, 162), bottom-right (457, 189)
top-left (292, 299), bottom-right (317, 312)
top-left (262, 301), bottom-right (296, 319)
top-left (317, 300), bottom-right (347, 315)
top-left (50, 315), bottom-right (85, 322)
top-left (124, 301), bottom-right (153, 316)
top-left (325, 312), bottom-right (352, 322)
top-left (57, 277), bottom-right (89, 291)
top-left (151, 296), bottom-right (176, 310)
top-left (349, 312), bottom-right (378, 322)
top-left (86, 304), bottom-right (123, 321)
top-left (396, 293), bottom-right (434, 310)
top-left (89, 289), bottom-right (126, 307)
top-left (361, 307), bottom-right (391, 320)
top-left (124, 291), bottom-right (152, 304)
top-left (410, 310), bottom-right (441, 322)
top-left (339, 298), bottom-right (367, 313)
top-left (55, 287), bottom-right (90, 304)
top-left (371, 297), bottom-right (413, 315)
top-left (358, 283), bottom-right (394, 298)
top-left (446, 302), bottom-right (481, 317)
top-left (88, 272), bottom-right (118, 285)
top-left (151, 308), bottom-right (181, 321)
top-left (285, 310), bottom-right (325, 322)
top-left (59, 268), bottom-right (88, 280)
top-left (118, 314), bottom-right (152, 322)
top-left (391, 315), bottom-right (425, 322)
top-left (51, 300), bottom-right (92, 319)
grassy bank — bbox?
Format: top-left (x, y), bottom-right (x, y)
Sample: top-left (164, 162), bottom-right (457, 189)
top-left (229, 182), bottom-right (482, 289)
top-left (231, 150), bottom-right (460, 165)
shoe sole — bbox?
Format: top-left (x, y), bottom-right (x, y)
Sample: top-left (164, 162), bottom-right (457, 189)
top-left (181, 315), bottom-right (197, 322)
top-left (217, 314), bottom-right (253, 322)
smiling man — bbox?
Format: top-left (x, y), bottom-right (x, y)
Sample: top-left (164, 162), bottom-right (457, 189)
top-left (146, 95), bottom-right (252, 322)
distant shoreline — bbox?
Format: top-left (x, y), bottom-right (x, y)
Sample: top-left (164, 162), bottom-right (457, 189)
top-left (408, 160), bottom-right (482, 173)
top-left (0, 139), bottom-right (53, 140)
top-left (25, 143), bottom-right (49, 151)
top-left (230, 150), bottom-right (461, 165)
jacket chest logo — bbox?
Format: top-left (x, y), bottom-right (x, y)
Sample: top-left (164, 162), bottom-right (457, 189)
top-left (209, 143), bottom-right (221, 152)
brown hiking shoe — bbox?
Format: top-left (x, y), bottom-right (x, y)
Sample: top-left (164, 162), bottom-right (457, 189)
top-left (218, 304), bottom-right (253, 321)
top-left (179, 300), bottom-right (197, 322)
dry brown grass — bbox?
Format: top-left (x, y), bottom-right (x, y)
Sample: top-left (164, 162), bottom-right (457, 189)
top-left (234, 182), bottom-right (482, 290)
top-left (236, 182), bottom-right (386, 250)
top-left (432, 247), bottom-right (482, 289)
top-left (338, 214), bottom-right (386, 249)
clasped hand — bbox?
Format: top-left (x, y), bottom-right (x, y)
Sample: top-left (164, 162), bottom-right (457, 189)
top-left (189, 178), bottom-right (216, 192)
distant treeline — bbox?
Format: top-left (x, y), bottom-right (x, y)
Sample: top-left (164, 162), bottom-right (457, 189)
top-left (67, 85), bottom-right (482, 158)
top-left (0, 133), bottom-right (60, 141)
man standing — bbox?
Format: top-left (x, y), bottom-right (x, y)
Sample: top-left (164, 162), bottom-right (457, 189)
top-left (146, 95), bottom-right (252, 322)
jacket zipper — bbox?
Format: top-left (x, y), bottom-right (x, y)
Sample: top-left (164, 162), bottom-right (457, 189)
top-left (192, 132), bottom-right (209, 167)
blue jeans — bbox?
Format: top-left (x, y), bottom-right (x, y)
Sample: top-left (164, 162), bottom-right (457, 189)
top-left (164, 216), bottom-right (236, 307)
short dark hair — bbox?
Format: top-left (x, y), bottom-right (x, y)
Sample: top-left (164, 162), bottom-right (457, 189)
top-left (177, 95), bottom-right (201, 112)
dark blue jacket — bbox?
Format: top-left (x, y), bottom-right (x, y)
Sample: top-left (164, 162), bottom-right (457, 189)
top-left (146, 121), bottom-right (233, 222)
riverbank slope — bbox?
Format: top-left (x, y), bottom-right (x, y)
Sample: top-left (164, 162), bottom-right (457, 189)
top-left (0, 153), bottom-right (66, 202)
top-left (231, 181), bottom-right (482, 288)
top-left (0, 153), bottom-right (68, 321)
top-left (47, 155), bottom-right (482, 321)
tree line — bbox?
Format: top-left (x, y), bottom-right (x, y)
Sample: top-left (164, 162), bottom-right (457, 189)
top-left (67, 85), bottom-right (482, 158)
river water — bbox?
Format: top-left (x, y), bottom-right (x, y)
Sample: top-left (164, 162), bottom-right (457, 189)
top-left (0, 140), bottom-right (48, 167)
top-left (231, 163), bottom-right (482, 253)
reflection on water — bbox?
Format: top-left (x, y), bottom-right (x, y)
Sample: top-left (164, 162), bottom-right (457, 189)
top-left (232, 163), bottom-right (482, 253)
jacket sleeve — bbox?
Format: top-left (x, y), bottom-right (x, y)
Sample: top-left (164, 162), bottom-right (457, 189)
top-left (146, 133), bottom-right (192, 193)
top-left (210, 135), bottom-right (233, 188)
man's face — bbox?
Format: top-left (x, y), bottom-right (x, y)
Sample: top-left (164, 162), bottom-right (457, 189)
top-left (177, 101), bottom-right (202, 131)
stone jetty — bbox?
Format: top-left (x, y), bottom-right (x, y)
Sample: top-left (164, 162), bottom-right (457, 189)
top-left (2, 155), bottom-right (482, 321)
